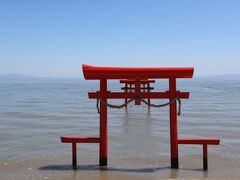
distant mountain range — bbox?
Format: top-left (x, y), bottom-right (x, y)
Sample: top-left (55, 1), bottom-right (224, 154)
top-left (0, 74), bottom-right (42, 79)
top-left (0, 73), bottom-right (240, 81)
top-left (0, 74), bottom-right (82, 83)
top-left (197, 74), bottom-right (240, 80)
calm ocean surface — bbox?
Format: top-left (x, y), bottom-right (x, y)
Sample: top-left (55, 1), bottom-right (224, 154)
top-left (0, 77), bottom-right (240, 179)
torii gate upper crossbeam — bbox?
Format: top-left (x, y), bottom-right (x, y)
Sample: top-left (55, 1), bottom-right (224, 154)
top-left (82, 64), bottom-right (194, 79)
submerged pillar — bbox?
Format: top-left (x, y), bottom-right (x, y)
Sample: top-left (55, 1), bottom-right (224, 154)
top-left (72, 143), bottom-right (77, 170)
top-left (169, 78), bottom-right (179, 168)
top-left (99, 79), bottom-right (108, 166)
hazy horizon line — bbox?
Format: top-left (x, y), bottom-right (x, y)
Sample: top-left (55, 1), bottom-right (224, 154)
top-left (1, 73), bottom-right (240, 79)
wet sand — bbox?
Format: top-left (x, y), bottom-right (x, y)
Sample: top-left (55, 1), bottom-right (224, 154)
top-left (1, 152), bottom-right (240, 179)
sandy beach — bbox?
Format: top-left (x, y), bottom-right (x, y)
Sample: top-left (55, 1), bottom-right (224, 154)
top-left (1, 151), bottom-right (240, 179)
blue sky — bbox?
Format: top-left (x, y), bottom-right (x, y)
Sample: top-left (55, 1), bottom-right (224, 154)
top-left (0, 0), bottom-right (240, 77)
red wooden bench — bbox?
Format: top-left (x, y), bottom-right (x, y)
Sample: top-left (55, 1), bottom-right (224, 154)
top-left (178, 138), bottom-right (220, 170)
top-left (61, 136), bottom-right (100, 169)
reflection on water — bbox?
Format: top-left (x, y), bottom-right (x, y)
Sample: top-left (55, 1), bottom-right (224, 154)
top-left (169, 169), bottom-right (178, 179)
top-left (0, 78), bottom-right (240, 179)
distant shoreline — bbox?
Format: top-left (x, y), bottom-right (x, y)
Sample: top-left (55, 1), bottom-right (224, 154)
top-left (1, 73), bottom-right (240, 80)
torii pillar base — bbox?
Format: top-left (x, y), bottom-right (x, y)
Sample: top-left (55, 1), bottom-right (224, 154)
top-left (100, 157), bottom-right (107, 166)
top-left (171, 158), bottom-right (179, 169)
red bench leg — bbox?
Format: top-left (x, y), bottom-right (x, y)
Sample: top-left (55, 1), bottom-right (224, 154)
top-left (72, 143), bottom-right (77, 170)
top-left (203, 144), bottom-right (208, 170)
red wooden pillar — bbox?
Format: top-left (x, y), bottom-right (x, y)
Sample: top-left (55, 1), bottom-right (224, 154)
top-left (135, 79), bottom-right (141, 105)
top-left (169, 78), bottom-right (179, 168)
top-left (147, 82), bottom-right (150, 107)
top-left (72, 143), bottom-right (77, 170)
top-left (125, 83), bottom-right (128, 108)
top-left (100, 79), bottom-right (108, 166)
top-left (203, 144), bottom-right (208, 170)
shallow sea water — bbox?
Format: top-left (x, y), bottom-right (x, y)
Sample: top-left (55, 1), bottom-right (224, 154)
top-left (0, 78), bottom-right (240, 179)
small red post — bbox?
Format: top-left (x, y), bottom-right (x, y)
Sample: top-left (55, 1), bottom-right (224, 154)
top-left (72, 143), bottom-right (77, 170)
top-left (169, 78), bottom-right (179, 168)
top-left (147, 82), bottom-right (150, 107)
top-left (100, 79), bottom-right (108, 166)
top-left (203, 144), bottom-right (208, 170)
top-left (135, 79), bottom-right (141, 105)
top-left (125, 83), bottom-right (128, 108)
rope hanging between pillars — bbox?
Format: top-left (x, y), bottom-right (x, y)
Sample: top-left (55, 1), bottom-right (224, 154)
top-left (96, 92), bottom-right (182, 116)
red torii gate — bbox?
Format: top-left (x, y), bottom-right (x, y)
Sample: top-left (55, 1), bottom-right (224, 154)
top-left (84, 64), bottom-right (192, 168)
top-left (120, 79), bottom-right (155, 107)
top-left (61, 64), bottom-right (220, 170)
